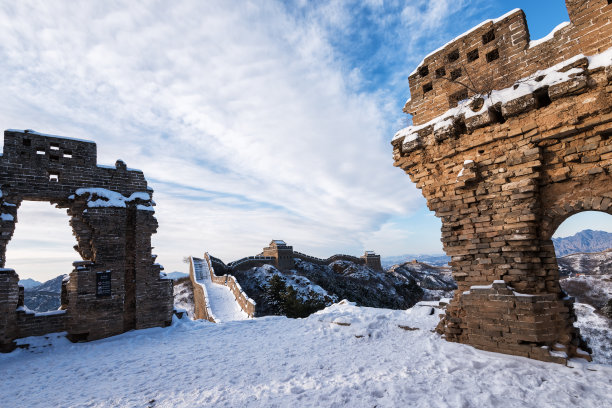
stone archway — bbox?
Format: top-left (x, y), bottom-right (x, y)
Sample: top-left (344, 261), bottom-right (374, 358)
top-left (0, 129), bottom-right (173, 351)
top-left (391, 2), bottom-right (612, 363)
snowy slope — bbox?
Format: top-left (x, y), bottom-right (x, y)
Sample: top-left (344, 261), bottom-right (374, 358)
top-left (1, 301), bottom-right (611, 408)
top-left (193, 258), bottom-right (249, 322)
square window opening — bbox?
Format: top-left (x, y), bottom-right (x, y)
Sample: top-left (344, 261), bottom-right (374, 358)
top-left (482, 29), bottom-right (495, 44)
top-left (422, 82), bottom-right (433, 93)
top-left (63, 151), bottom-right (73, 159)
top-left (418, 65), bottom-right (429, 77)
top-left (447, 49), bottom-right (460, 63)
top-left (48, 172), bottom-right (59, 182)
top-left (467, 49), bottom-right (479, 63)
top-left (22, 139), bottom-right (31, 147)
top-left (450, 68), bottom-right (462, 80)
top-left (486, 49), bottom-right (500, 63)
top-left (50, 143), bottom-right (60, 151)
top-left (435, 67), bottom-right (446, 78)
top-left (36, 148), bottom-right (45, 155)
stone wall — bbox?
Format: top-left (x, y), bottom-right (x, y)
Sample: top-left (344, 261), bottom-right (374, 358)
top-left (392, 1), bottom-right (612, 363)
top-left (0, 129), bottom-right (173, 351)
top-left (189, 254), bottom-right (256, 321)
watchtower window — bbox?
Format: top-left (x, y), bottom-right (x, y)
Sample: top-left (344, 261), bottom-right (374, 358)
top-left (50, 143), bottom-right (60, 151)
top-left (486, 49), bottom-right (500, 63)
top-left (48, 172), bottom-right (59, 182)
top-left (435, 67), bottom-right (446, 78)
top-left (63, 151), bottom-right (73, 159)
top-left (467, 49), bottom-right (479, 63)
top-left (482, 29), bottom-right (495, 44)
top-left (422, 82), bottom-right (433, 94)
top-left (448, 89), bottom-right (468, 108)
top-left (50, 155), bottom-right (59, 162)
top-left (36, 148), bottom-right (45, 155)
top-left (22, 139), bottom-right (31, 147)
top-left (450, 68), bottom-right (462, 80)
top-left (418, 65), bottom-right (429, 77)
top-left (447, 49), bottom-right (460, 63)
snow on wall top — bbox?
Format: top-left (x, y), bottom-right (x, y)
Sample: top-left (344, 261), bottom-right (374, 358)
top-left (409, 8), bottom-right (522, 77)
top-left (393, 47), bottom-right (612, 145)
top-left (5, 129), bottom-right (95, 144)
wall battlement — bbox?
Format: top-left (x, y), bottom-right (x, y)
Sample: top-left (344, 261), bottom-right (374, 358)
top-left (406, 0), bottom-right (612, 125)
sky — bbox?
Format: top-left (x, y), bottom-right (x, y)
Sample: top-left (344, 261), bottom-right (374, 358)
top-left (1, 0), bottom-right (610, 282)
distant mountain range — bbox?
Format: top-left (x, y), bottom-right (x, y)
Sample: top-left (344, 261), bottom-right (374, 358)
top-left (21, 275), bottom-right (66, 313)
top-left (552, 230), bottom-right (612, 257)
top-left (381, 254), bottom-right (450, 269)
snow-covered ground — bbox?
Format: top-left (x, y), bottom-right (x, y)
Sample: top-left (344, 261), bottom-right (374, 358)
top-left (193, 258), bottom-right (249, 322)
top-left (2, 301), bottom-right (611, 408)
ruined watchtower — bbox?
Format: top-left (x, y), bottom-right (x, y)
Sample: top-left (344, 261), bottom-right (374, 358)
top-left (262, 240), bottom-right (295, 270)
top-left (393, 0), bottom-right (612, 363)
top-left (0, 129), bottom-right (173, 351)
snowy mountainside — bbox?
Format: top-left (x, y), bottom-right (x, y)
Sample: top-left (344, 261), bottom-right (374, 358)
top-left (556, 249), bottom-right (612, 276)
top-left (22, 274), bottom-right (67, 312)
top-left (388, 261), bottom-right (457, 300)
top-left (2, 300), bottom-right (611, 407)
top-left (552, 229), bottom-right (612, 257)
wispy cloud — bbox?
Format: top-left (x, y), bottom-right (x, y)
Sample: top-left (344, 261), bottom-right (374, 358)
top-left (0, 0), bottom-right (487, 280)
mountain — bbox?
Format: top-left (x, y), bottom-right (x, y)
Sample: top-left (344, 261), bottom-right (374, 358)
top-left (557, 249), bottom-right (612, 276)
top-left (23, 274), bottom-right (67, 313)
top-left (552, 230), bottom-right (612, 257)
top-left (18, 278), bottom-right (41, 289)
top-left (227, 258), bottom-right (457, 317)
top-left (381, 254), bottom-right (450, 269)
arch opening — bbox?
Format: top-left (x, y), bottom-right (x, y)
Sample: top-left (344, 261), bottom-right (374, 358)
top-left (5, 200), bottom-right (80, 313)
top-left (551, 211), bottom-right (612, 365)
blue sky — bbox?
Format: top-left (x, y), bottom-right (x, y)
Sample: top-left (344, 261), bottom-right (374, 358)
top-left (1, 0), bottom-right (610, 281)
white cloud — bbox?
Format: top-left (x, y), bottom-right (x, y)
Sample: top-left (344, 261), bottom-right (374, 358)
top-left (0, 0), bottom-right (481, 279)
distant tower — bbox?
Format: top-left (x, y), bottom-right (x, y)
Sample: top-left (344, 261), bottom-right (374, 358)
top-left (361, 251), bottom-right (382, 271)
top-left (262, 240), bottom-right (295, 270)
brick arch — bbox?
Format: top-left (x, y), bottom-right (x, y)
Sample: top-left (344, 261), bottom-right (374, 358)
top-left (0, 129), bottom-right (173, 352)
top-left (540, 195), bottom-right (612, 241)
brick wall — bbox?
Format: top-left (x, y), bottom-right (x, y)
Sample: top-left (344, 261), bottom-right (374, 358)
top-left (406, 0), bottom-right (612, 125)
top-left (0, 129), bottom-right (173, 351)
top-left (392, 2), bottom-right (612, 363)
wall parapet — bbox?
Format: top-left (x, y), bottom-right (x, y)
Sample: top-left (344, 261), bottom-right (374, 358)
top-left (405, 1), bottom-right (612, 125)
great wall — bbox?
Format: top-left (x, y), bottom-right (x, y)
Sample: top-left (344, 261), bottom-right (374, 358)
top-left (187, 240), bottom-right (383, 320)
top-left (392, 0), bottom-right (612, 363)
top-left (0, 1), bottom-right (610, 368)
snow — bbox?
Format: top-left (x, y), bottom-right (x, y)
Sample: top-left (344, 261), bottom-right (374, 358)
top-left (1, 213), bottom-right (14, 221)
top-left (410, 8), bottom-right (522, 76)
top-left (529, 21), bottom-right (570, 49)
top-left (192, 258), bottom-right (249, 322)
top-left (587, 47), bottom-right (612, 69)
top-left (5, 129), bottom-right (95, 144)
top-left (74, 188), bottom-right (152, 209)
top-left (1, 300), bottom-right (611, 407)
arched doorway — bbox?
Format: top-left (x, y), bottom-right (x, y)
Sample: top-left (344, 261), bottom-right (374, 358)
top-left (551, 211), bottom-right (612, 364)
